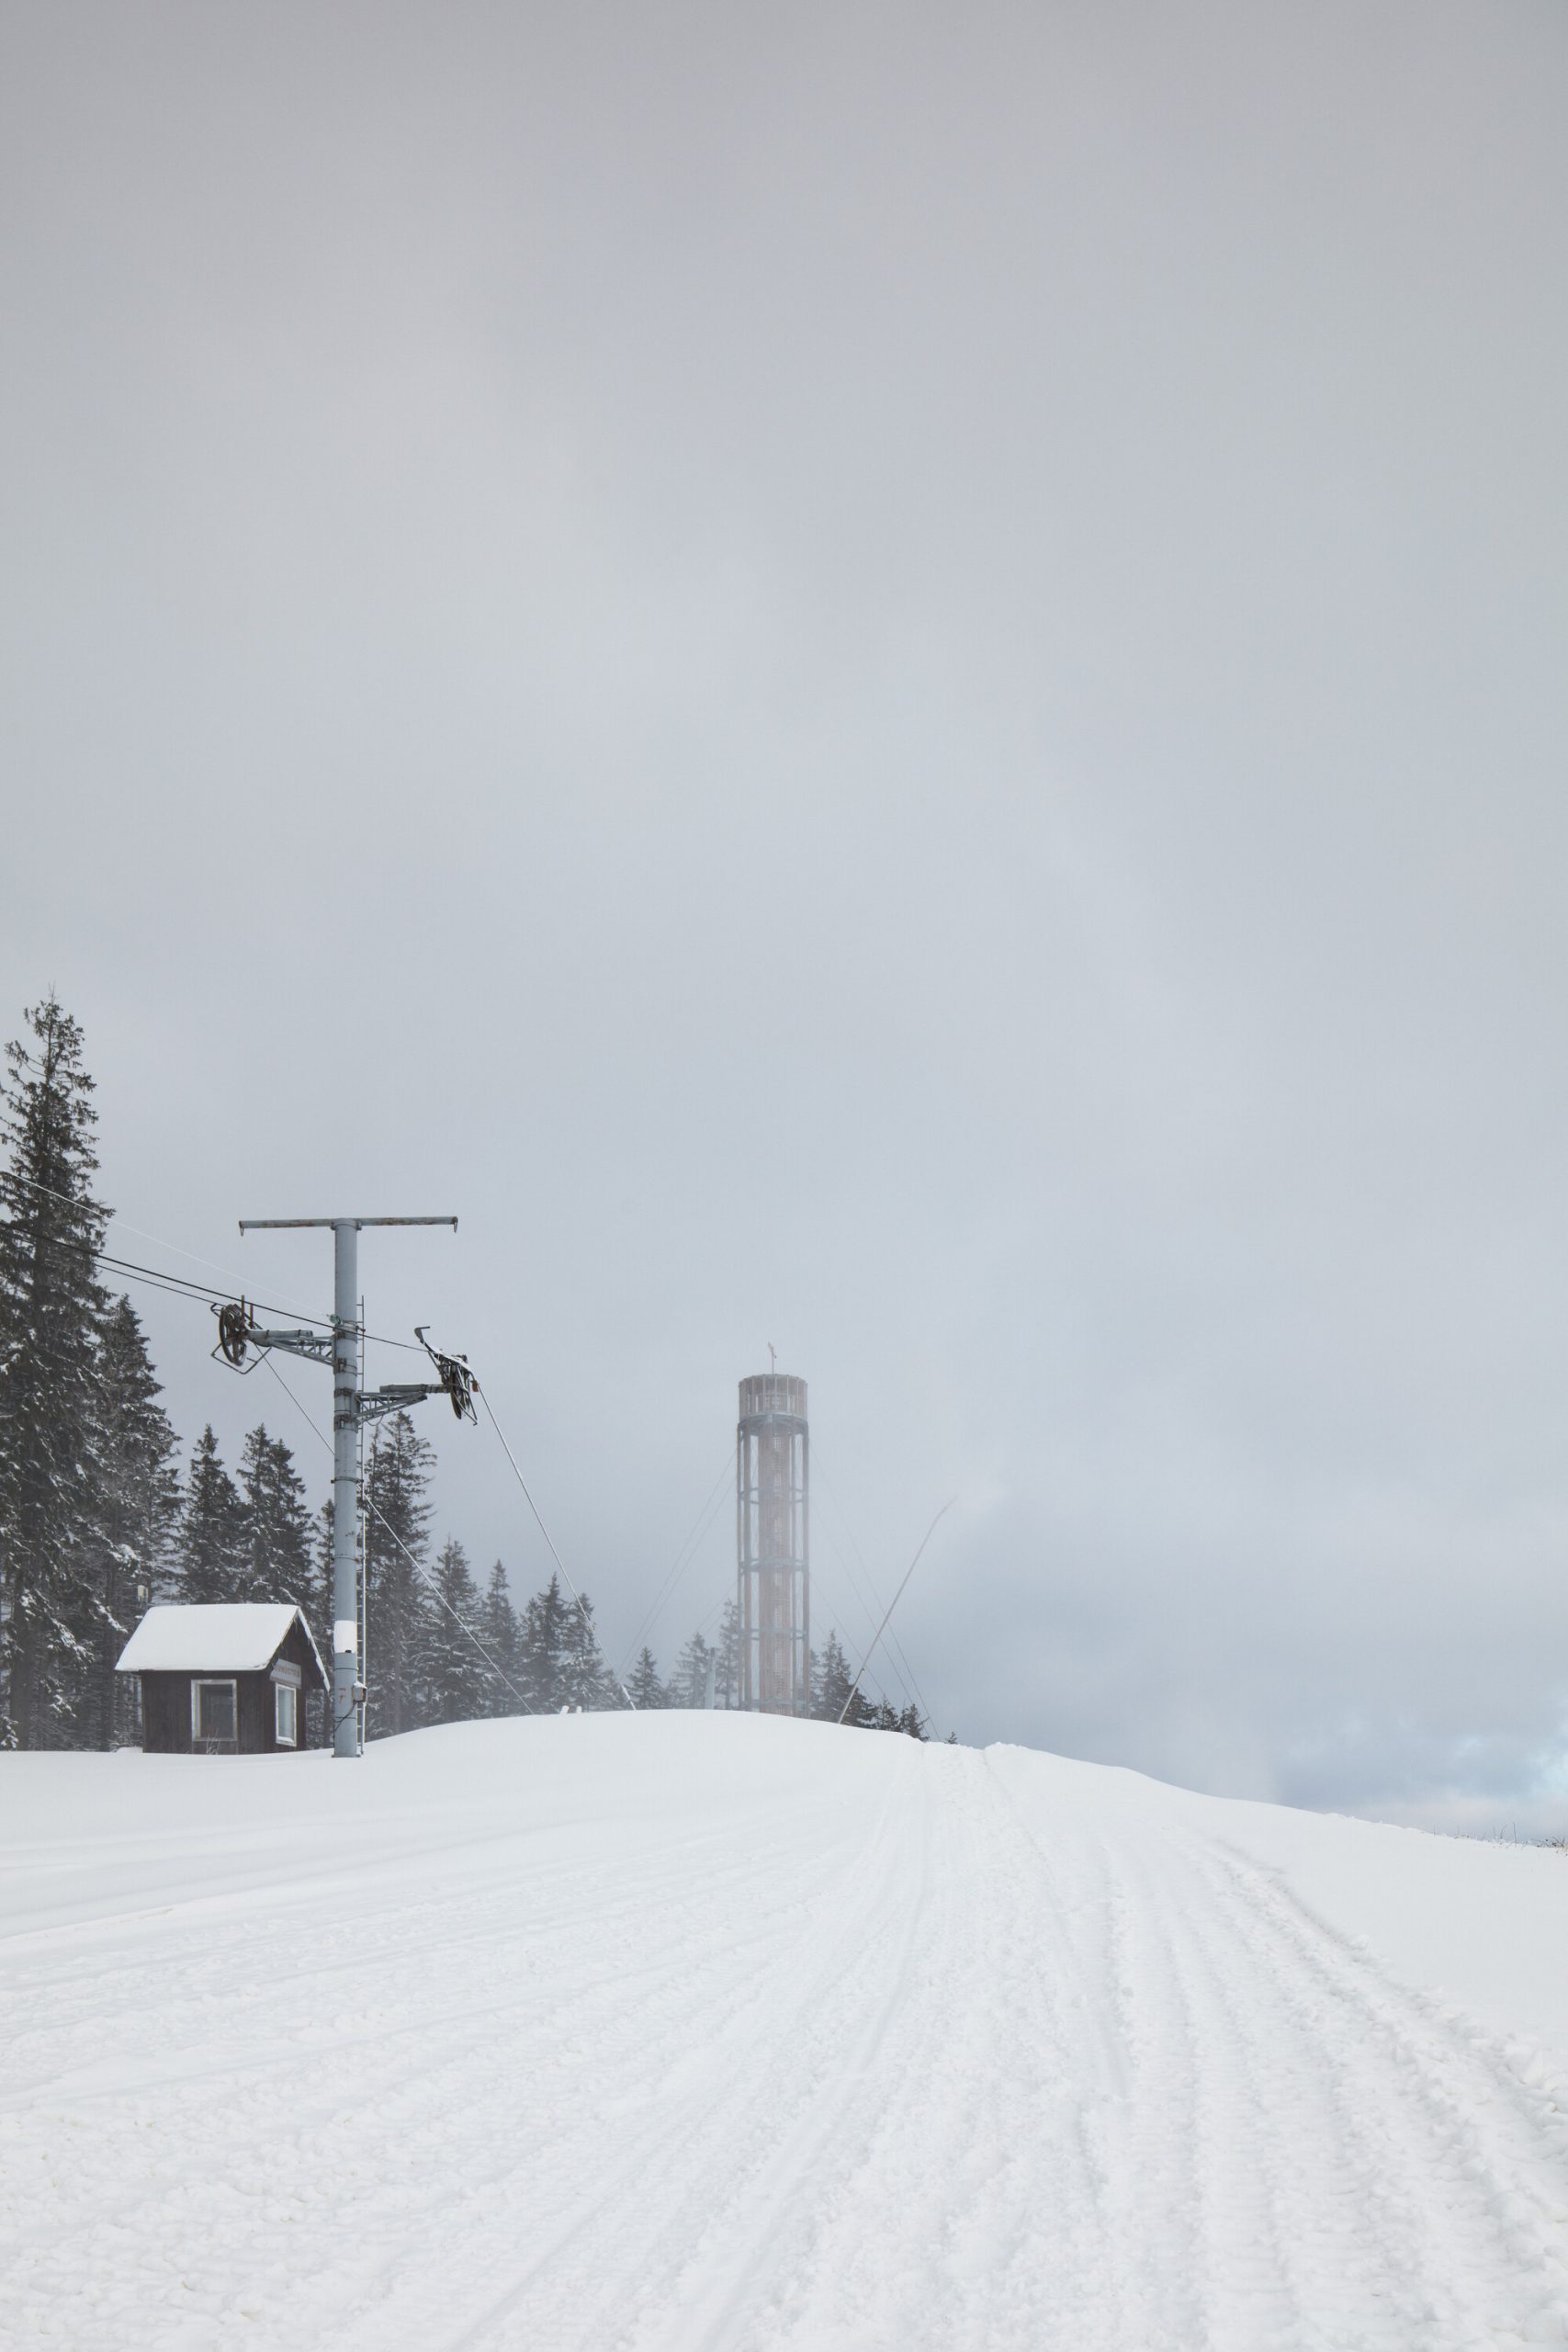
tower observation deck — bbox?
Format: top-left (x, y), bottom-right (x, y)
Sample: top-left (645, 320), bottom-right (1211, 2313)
top-left (737, 1373), bottom-right (809, 1714)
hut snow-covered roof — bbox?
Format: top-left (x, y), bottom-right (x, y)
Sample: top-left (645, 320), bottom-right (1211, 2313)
top-left (116, 1602), bottom-right (326, 1683)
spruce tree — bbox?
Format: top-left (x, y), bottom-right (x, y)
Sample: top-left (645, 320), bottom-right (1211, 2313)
top-left (289, 1497), bottom-right (337, 1746)
top-left (363, 1410), bottom-right (434, 1738)
top-left (479, 1560), bottom-right (520, 1715)
top-left (520, 1572), bottom-right (572, 1711)
top-left (809, 1632), bottom-right (886, 1728)
top-left (306, 1499), bottom-right (334, 1696)
top-left (714, 1598), bottom-right (741, 1709)
top-left (627, 1645), bottom-right (667, 1710)
top-left (84, 1295), bottom-right (179, 1748)
top-left (420, 1537), bottom-right (480, 1726)
top-left (560, 1589), bottom-right (615, 1710)
top-left (238, 1425), bottom-right (312, 1607)
top-left (811, 1630), bottom-right (856, 1724)
top-left (671, 1629), bottom-right (715, 1709)
top-left (174, 1426), bottom-right (246, 1605)
top-left (0, 996), bottom-right (111, 1748)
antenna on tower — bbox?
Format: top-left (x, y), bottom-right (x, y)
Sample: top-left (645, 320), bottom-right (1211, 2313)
top-left (768, 1340), bottom-right (776, 1372)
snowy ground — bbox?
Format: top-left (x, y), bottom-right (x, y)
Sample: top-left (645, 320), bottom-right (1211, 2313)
top-left (5, 1715), bottom-right (1568, 2350)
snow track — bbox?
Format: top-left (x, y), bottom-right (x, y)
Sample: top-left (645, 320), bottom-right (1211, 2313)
top-left (4, 1716), bottom-right (1567, 2349)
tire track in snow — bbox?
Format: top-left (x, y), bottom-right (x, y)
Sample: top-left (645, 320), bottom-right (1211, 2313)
top-left (987, 1747), bottom-right (1568, 2350)
top-left (10, 1725), bottom-right (1568, 2351)
top-left (973, 1753), bottom-right (1206, 2352)
top-left (1186, 1835), bottom-right (1568, 2346)
top-left (635, 1743), bottom-right (1138, 2352)
top-left (639, 1746), bottom-right (942, 2352)
top-left (2, 1800), bottom-right (863, 2343)
top-left (413, 1744), bottom-right (936, 2352)
top-left (312, 1813), bottom-right (895, 2348)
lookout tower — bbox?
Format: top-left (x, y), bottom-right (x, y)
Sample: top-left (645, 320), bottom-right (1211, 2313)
top-left (737, 1371), bottom-right (809, 1713)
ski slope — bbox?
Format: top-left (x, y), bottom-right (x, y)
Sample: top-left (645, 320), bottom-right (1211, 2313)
top-left (4, 1713), bottom-right (1568, 2350)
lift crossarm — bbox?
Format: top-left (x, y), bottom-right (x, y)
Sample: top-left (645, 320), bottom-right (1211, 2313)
top-left (356, 1383), bottom-right (445, 1425)
top-left (245, 1326), bottom-right (336, 1366)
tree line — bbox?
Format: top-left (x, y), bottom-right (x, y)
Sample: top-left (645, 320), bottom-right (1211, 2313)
top-left (0, 994), bottom-right (926, 1747)
top-left (624, 1623), bottom-right (924, 1736)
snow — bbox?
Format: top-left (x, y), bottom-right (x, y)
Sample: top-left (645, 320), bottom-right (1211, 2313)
top-left (114, 1601), bottom-right (321, 1677)
top-left (4, 1713), bottom-right (1568, 2349)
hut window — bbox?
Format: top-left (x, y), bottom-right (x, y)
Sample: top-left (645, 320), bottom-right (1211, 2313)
top-left (275, 1682), bottom-right (298, 1747)
top-left (192, 1679), bottom-right (237, 1743)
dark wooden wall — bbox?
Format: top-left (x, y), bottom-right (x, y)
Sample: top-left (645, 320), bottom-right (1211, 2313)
top-left (141, 1671), bottom-right (195, 1754)
top-left (134, 1620), bottom-right (326, 1754)
top-left (236, 1671), bottom-right (276, 1753)
top-left (140, 1669), bottom-right (274, 1753)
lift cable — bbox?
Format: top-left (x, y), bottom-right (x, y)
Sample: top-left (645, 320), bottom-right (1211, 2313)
top-left (260, 1354), bottom-right (537, 1718)
top-left (810, 1507), bottom-right (924, 1723)
top-left (811, 1448), bottom-right (936, 1734)
top-left (477, 1389), bottom-right (638, 1712)
top-left (839, 1498), bottom-right (954, 1727)
top-left (812, 1447), bottom-right (928, 1710)
top-left (31, 1219), bottom-right (431, 1356)
top-left (6, 1169), bottom-right (328, 1329)
top-left (2, 1172), bottom-right (423, 1350)
top-left (97, 1250), bottom-right (336, 1333)
top-left (615, 1448), bottom-right (735, 1681)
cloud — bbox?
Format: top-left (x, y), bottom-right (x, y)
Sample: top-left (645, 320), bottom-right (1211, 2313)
top-left (4, 0), bottom-right (1567, 1826)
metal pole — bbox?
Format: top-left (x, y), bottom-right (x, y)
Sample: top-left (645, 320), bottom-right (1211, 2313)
top-left (332, 1220), bottom-right (361, 1759)
top-left (236, 1215), bottom-right (457, 1759)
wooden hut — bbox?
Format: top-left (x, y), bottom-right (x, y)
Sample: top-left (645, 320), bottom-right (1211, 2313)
top-left (116, 1602), bottom-right (329, 1754)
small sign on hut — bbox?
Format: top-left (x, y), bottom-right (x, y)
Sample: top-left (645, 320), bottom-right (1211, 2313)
top-left (116, 1603), bottom-right (329, 1754)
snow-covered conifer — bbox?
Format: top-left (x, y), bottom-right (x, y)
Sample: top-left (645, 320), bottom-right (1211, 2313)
top-left (237, 1425), bottom-right (313, 1607)
top-left (479, 1560), bottom-right (520, 1715)
top-left (419, 1537), bottom-right (481, 1726)
top-left (363, 1410), bottom-right (434, 1739)
top-left (173, 1426), bottom-right (246, 1606)
top-left (305, 1499), bottom-right (334, 1716)
top-left (810, 1630), bottom-right (855, 1724)
top-left (560, 1589), bottom-right (616, 1710)
top-left (519, 1572), bottom-right (572, 1711)
top-left (671, 1629), bottom-right (714, 1708)
top-left (0, 996), bottom-right (110, 1747)
top-left (713, 1598), bottom-right (741, 1709)
top-left (627, 1645), bottom-right (667, 1710)
top-left (82, 1295), bottom-right (179, 1747)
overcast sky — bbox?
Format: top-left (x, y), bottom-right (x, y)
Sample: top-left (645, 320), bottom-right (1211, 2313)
top-left (5, 2), bottom-right (1567, 1828)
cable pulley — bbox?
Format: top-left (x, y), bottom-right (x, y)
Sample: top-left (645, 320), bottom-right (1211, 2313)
top-left (214, 1298), bottom-right (256, 1369)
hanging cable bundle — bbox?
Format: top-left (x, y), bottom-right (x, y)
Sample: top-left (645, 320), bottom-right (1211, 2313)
top-left (415, 1326), bottom-right (479, 1421)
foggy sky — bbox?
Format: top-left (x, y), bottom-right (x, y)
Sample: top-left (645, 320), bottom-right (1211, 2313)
top-left (5, 2), bottom-right (1568, 1827)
